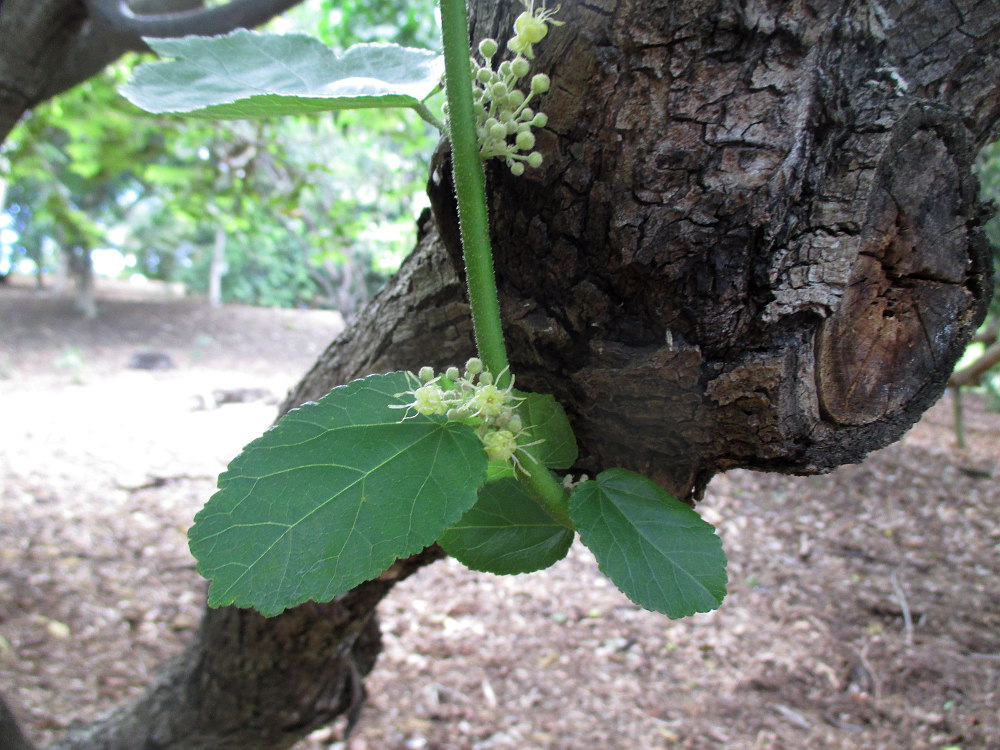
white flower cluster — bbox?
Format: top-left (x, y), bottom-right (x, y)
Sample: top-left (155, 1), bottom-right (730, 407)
top-left (393, 358), bottom-right (539, 466)
top-left (465, 1), bottom-right (562, 175)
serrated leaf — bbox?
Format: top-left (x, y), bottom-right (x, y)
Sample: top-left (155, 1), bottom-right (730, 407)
top-left (439, 478), bottom-right (573, 575)
top-left (122, 30), bottom-right (444, 118)
top-left (569, 468), bottom-right (727, 619)
top-left (189, 371), bottom-right (486, 616)
top-left (518, 392), bottom-right (577, 469)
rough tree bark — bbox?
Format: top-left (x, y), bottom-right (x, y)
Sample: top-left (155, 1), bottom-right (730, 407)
top-left (5, 0), bottom-right (997, 747)
top-left (434, 0), bottom-right (997, 499)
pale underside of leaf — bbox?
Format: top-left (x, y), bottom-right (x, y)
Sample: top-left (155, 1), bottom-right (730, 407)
top-left (122, 29), bottom-right (444, 118)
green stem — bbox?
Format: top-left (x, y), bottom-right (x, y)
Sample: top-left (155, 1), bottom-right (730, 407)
top-left (412, 101), bottom-right (446, 133)
top-left (519, 450), bottom-right (573, 529)
top-left (439, 0), bottom-right (509, 382)
top-left (440, 0), bottom-right (571, 529)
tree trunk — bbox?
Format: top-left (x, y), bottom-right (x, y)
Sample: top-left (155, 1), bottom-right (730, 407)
top-left (70, 245), bottom-right (97, 319)
top-left (8, 0), bottom-right (998, 747)
top-left (209, 226), bottom-right (226, 307)
top-left (429, 0), bottom-right (997, 499)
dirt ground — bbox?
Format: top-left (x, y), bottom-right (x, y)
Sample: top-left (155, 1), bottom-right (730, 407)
top-left (1, 280), bottom-right (998, 750)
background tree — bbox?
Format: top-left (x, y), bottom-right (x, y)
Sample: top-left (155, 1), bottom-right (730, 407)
top-left (3, 66), bottom-right (166, 315)
top-left (0, 0), bottom-right (997, 748)
top-left (0, 0), bottom-right (309, 313)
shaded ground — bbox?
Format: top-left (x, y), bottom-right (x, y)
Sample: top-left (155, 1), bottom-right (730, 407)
top-left (1, 281), bottom-right (997, 750)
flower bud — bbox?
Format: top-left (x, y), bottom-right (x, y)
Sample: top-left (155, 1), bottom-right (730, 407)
top-left (531, 111), bottom-right (548, 128)
top-left (510, 161), bottom-right (526, 176)
top-left (445, 366), bottom-right (460, 381)
top-left (516, 130), bottom-right (536, 151)
top-left (482, 429), bottom-right (518, 462)
top-left (527, 151), bottom-right (543, 168)
top-left (418, 366), bottom-right (435, 382)
top-left (465, 357), bottom-right (484, 375)
top-left (478, 38), bottom-right (498, 59)
top-left (511, 57), bottom-right (531, 79)
top-left (531, 73), bottom-right (551, 94)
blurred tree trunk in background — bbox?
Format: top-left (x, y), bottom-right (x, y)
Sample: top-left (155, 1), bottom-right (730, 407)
top-left (69, 246), bottom-right (96, 319)
top-left (1, 0), bottom-right (996, 747)
top-left (209, 227), bottom-right (226, 308)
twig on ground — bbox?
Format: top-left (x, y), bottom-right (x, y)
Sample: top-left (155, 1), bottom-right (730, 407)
top-left (890, 568), bottom-right (914, 647)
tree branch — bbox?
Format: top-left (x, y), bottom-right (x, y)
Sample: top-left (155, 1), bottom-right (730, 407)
top-left (949, 340), bottom-right (1000, 387)
top-left (0, 694), bottom-right (35, 750)
top-left (84, 0), bottom-right (304, 43)
top-left (35, 0), bottom-right (305, 124)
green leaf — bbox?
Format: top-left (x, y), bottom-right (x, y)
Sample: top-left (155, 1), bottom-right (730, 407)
top-left (518, 392), bottom-right (577, 469)
top-left (485, 459), bottom-right (515, 482)
top-left (569, 469), bottom-right (727, 618)
top-left (189, 371), bottom-right (487, 616)
top-left (439, 478), bottom-right (574, 575)
top-left (122, 30), bottom-right (444, 118)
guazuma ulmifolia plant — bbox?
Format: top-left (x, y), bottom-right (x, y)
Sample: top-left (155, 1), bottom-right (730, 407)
top-left (123, 0), bottom-right (728, 622)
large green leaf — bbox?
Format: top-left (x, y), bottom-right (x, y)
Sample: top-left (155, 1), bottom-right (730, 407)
top-left (189, 372), bottom-right (486, 616)
top-left (518, 392), bottom-right (578, 470)
top-left (569, 469), bottom-right (727, 618)
top-left (439, 478), bottom-right (574, 575)
top-left (122, 30), bottom-right (444, 118)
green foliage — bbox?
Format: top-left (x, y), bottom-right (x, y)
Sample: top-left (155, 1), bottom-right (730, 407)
top-left (975, 140), bottom-right (1000, 317)
top-left (518, 392), bottom-right (578, 470)
top-left (440, 478), bottom-right (574, 574)
top-left (310, 0), bottom-right (440, 50)
top-left (189, 372), bottom-right (487, 616)
top-left (3, 3), bottom-right (440, 310)
top-left (177, 228), bottom-right (318, 308)
top-left (2, 65), bottom-right (159, 275)
top-left (570, 469), bottom-right (728, 619)
top-left (123, 32), bottom-right (443, 121)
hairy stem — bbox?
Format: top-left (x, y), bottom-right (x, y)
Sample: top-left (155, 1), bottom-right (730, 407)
top-left (439, 0), bottom-right (509, 382)
top-left (413, 101), bottom-right (446, 133)
top-left (440, 0), bottom-right (571, 526)
top-left (519, 451), bottom-right (573, 528)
